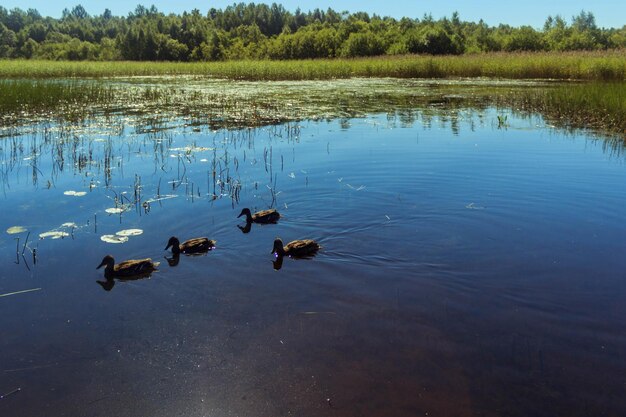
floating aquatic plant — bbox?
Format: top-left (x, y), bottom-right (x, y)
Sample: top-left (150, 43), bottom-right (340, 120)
top-left (64, 190), bottom-right (87, 197)
top-left (105, 207), bottom-right (126, 214)
top-left (39, 231), bottom-right (69, 240)
top-left (6, 226), bottom-right (26, 234)
top-left (100, 234), bottom-right (129, 244)
top-left (116, 229), bottom-right (143, 237)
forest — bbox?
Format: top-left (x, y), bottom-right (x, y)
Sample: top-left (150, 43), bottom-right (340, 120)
top-left (0, 3), bottom-right (625, 61)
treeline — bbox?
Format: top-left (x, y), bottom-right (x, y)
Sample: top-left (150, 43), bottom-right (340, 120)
top-left (0, 3), bottom-right (625, 61)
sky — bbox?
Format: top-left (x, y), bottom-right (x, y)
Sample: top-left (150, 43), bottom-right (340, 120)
top-left (3, 0), bottom-right (625, 29)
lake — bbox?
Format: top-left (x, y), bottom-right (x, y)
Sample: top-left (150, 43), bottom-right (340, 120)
top-left (1, 79), bottom-right (625, 417)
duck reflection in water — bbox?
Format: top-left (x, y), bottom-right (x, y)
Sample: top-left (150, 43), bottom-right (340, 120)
top-left (164, 253), bottom-right (180, 267)
top-left (237, 222), bottom-right (252, 234)
top-left (96, 255), bottom-right (159, 291)
top-left (271, 238), bottom-right (321, 270)
top-left (96, 271), bottom-right (155, 291)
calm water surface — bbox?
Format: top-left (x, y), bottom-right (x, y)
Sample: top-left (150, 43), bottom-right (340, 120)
top-left (1, 108), bottom-right (625, 417)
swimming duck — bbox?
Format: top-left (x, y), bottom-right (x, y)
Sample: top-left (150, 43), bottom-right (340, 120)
top-left (238, 208), bottom-right (280, 224)
top-left (165, 236), bottom-right (216, 255)
top-left (271, 238), bottom-right (320, 258)
top-left (96, 255), bottom-right (159, 278)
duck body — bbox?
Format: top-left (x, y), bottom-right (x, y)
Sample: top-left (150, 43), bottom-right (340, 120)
top-left (238, 208), bottom-right (280, 224)
top-left (165, 236), bottom-right (216, 255)
top-left (97, 255), bottom-right (159, 278)
top-left (272, 238), bottom-right (320, 258)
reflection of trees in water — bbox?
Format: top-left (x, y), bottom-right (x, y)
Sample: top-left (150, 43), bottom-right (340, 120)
top-left (1, 84), bottom-right (622, 201)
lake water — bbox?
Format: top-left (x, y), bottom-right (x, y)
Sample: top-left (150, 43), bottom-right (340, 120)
top-left (1, 102), bottom-right (625, 416)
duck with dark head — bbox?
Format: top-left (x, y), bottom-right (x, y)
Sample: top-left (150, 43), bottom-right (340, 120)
top-left (165, 236), bottom-right (216, 255)
top-left (96, 255), bottom-right (159, 278)
top-left (271, 238), bottom-right (320, 258)
top-left (238, 208), bottom-right (280, 224)
top-left (96, 255), bottom-right (160, 291)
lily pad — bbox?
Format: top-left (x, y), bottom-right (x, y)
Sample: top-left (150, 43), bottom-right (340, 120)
top-left (116, 229), bottom-right (143, 237)
top-left (64, 190), bottom-right (87, 197)
top-left (6, 226), bottom-right (26, 234)
top-left (61, 222), bottom-right (77, 228)
top-left (105, 207), bottom-right (125, 214)
top-left (100, 234), bottom-right (129, 244)
top-left (39, 231), bottom-right (69, 240)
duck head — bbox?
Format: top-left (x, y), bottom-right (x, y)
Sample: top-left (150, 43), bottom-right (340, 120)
top-left (238, 208), bottom-right (252, 221)
top-left (165, 236), bottom-right (180, 253)
top-left (271, 238), bottom-right (285, 256)
top-left (97, 255), bottom-right (115, 270)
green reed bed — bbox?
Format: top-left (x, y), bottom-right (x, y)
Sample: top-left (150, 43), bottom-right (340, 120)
top-left (502, 82), bottom-right (626, 136)
top-left (1, 76), bottom-right (624, 138)
top-left (0, 51), bottom-right (624, 81)
top-left (0, 80), bottom-right (116, 116)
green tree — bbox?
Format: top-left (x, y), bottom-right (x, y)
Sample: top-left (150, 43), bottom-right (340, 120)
top-left (341, 31), bottom-right (384, 57)
top-left (503, 26), bottom-right (544, 51)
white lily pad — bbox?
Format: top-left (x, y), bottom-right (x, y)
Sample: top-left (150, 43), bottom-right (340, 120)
top-left (39, 231), bottom-right (69, 240)
top-left (116, 229), bottom-right (143, 237)
top-left (64, 190), bottom-right (87, 196)
top-left (6, 226), bottom-right (26, 234)
top-left (100, 234), bottom-right (129, 244)
top-left (105, 207), bottom-right (125, 214)
top-left (61, 222), bottom-right (77, 228)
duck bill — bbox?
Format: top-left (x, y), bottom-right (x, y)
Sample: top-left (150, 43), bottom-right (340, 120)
top-left (165, 243), bottom-right (172, 250)
top-left (96, 260), bottom-right (106, 269)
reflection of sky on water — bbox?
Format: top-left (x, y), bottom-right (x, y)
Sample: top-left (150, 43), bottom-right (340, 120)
top-left (1, 108), bottom-right (625, 417)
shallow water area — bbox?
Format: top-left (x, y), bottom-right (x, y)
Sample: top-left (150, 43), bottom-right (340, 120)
top-left (1, 100), bottom-right (625, 417)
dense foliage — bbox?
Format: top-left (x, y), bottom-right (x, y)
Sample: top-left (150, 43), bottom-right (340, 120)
top-left (0, 4), bottom-right (624, 61)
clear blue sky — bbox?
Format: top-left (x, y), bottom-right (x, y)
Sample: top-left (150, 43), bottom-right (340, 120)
top-left (3, 0), bottom-right (625, 29)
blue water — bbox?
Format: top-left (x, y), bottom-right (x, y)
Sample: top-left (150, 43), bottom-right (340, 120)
top-left (1, 109), bottom-right (625, 416)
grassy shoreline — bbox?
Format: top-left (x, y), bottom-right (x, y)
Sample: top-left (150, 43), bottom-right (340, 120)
top-left (1, 78), bottom-right (624, 138)
top-left (0, 51), bottom-right (624, 81)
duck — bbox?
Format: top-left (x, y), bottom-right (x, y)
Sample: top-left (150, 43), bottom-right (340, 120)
top-left (96, 255), bottom-right (159, 278)
top-left (238, 208), bottom-right (280, 224)
top-left (165, 236), bottom-right (216, 255)
top-left (271, 238), bottom-right (320, 258)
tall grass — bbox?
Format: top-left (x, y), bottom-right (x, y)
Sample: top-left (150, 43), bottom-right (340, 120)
top-left (0, 80), bottom-right (115, 115)
top-left (1, 77), bottom-right (624, 137)
top-left (0, 51), bottom-right (624, 81)
top-left (505, 82), bottom-right (626, 136)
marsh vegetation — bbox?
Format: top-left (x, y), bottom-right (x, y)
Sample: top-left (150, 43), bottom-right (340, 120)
top-left (1, 51), bottom-right (625, 80)
top-left (1, 8), bottom-right (625, 414)
top-left (1, 76), bottom-right (624, 137)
